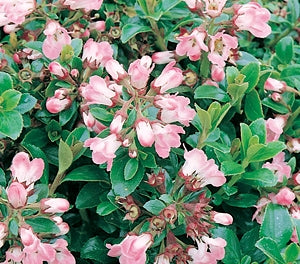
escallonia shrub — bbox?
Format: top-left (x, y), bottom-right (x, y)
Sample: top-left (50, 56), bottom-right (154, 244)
top-left (0, 0), bottom-right (299, 263)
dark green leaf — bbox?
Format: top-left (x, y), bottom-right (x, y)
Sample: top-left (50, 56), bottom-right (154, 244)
top-left (249, 118), bottom-right (266, 144)
top-left (75, 183), bottom-right (102, 209)
top-left (244, 90), bottom-right (263, 121)
top-left (59, 101), bottom-right (78, 126)
top-left (241, 169), bottom-right (277, 187)
top-left (226, 194), bottom-right (258, 208)
top-left (89, 106), bottom-right (114, 123)
top-left (96, 201), bottom-right (118, 216)
top-left (26, 217), bottom-right (60, 234)
top-left (81, 237), bottom-right (109, 262)
top-left (121, 24), bottom-right (152, 43)
top-left (9, 219), bottom-right (19, 236)
top-left (275, 36), bottom-right (294, 64)
top-left (255, 238), bottom-right (285, 264)
top-left (260, 203), bottom-right (293, 248)
top-left (63, 165), bottom-right (108, 182)
top-left (143, 199), bottom-right (166, 215)
top-left (240, 62), bottom-right (260, 93)
top-left (124, 158), bottom-right (139, 180)
top-left (284, 243), bottom-right (299, 263)
top-left (0, 111), bottom-right (23, 140)
top-left (194, 85), bottom-right (230, 102)
top-left (221, 161), bottom-right (245, 175)
top-left (0, 168), bottom-right (6, 187)
top-left (14, 93), bottom-right (37, 114)
top-left (287, 0), bottom-right (300, 22)
top-left (0, 72), bottom-right (13, 94)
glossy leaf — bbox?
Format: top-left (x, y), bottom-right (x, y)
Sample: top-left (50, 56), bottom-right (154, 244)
top-left (14, 93), bottom-right (37, 114)
top-left (58, 140), bottom-right (73, 174)
top-left (1, 89), bottom-right (21, 111)
top-left (75, 183), bottom-right (102, 209)
top-left (241, 169), bottom-right (277, 187)
top-left (124, 158), bottom-right (139, 180)
top-left (244, 90), bottom-right (263, 121)
top-left (275, 36), bottom-right (294, 64)
top-left (25, 217), bottom-right (60, 234)
top-left (121, 24), bottom-right (152, 43)
top-left (63, 165), bottom-right (108, 182)
top-left (143, 199), bottom-right (166, 215)
top-left (0, 111), bottom-right (23, 140)
top-left (194, 85), bottom-right (230, 102)
top-left (0, 72), bottom-right (13, 94)
top-left (255, 238), bottom-right (285, 264)
top-left (240, 62), bottom-right (260, 93)
top-left (96, 201), bottom-right (118, 216)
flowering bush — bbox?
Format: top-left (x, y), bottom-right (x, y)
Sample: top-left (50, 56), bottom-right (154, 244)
top-left (0, 0), bottom-right (299, 263)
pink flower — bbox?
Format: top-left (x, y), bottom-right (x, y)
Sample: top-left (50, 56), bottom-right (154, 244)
top-left (152, 51), bottom-right (175, 64)
top-left (293, 171), bottom-right (300, 185)
top-left (183, 0), bottom-right (203, 10)
top-left (48, 62), bottom-right (69, 79)
top-left (10, 152), bottom-right (44, 190)
top-left (155, 94), bottom-right (196, 126)
top-left (49, 239), bottom-right (75, 264)
top-left (82, 111), bottom-right (106, 134)
top-left (135, 119), bottom-right (155, 147)
top-left (264, 78), bottom-right (287, 93)
top-left (20, 226), bottom-right (40, 252)
top-left (46, 88), bottom-right (72, 114)
top-left (265, 114), bottom-right (288, 142)
top-left (0, 222), bottom-right (7, 248)
top-left (208, 31), bottom-right (238, 68)
top-left (62, 0), bottom-right (103, 12)
top-left (110, 114), bottom-right (126, 134)
top-left (106, 233), bottom-right (153, 264)
top-left (42, 21), bottom-right (71, 60)
top-left (287, 138), bottom-right (300, 153)
top-left (152, 123), bottom-right (184, 158)
top-left (211, 64), bottom-right (225, 82)
top-left (128, 56), bottom-right (154, 89)
top-left (3, 246), bottom-right (24, 263)
top-left (176, 27), bottom-right (208, 61)
top-left (188, 236), bottom-right (227, 264)
top-left (252, 197), bottom-right (271, 224)
top-left (234, 2), bottom-right (271, 38)
top-left (154, 254), bottom-right (170, 264)
top-left (262, 152), bottom-right (291, 182)
top-left (271, 187), bottom-right (295, 206)
top-left (80, 76), bottom-right (116, 106)
top-left (212, 212), bottom-right (233, 225)
top-left (105, 59), bottom-right (127, 82)
top-left (82, 39), bottom-right (113, 68)
top-left (152, 61), bottom-right (183, 93)
top-left (51, 216), bottom-right (70, 236)
top-left (40, 198), bottom-right (70, 214)
top-left (89, 21), bottom-right (106, 32)
top-left (84, 134), bottom-right (122, 171)
top-left (7, 182), bottom-right (27, 208)
top-left (204, 0), bottom-right (227, 18)
top-left (180, 149), bottom-right (226, 190)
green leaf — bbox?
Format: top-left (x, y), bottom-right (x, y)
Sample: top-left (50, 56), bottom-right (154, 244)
top-left (124, 158), bottom-right (139, 180)
top-left (14, 93), bottom-right (37, 114)
top-left (96, 201), bottom-right (118, 216)
top-left (240, 62), bottom-right (260, 93)
top-left (71, 38), bottom-right (83, 57)
top-left (22, 128), bottom-right (48, 148)
top-left (244, 90), bottom-right (263, 121)
top-left (75, 183), bottom-right (102, 209)
top-left (262, 97), bottom-right (289, 114)
top-left (249, 118), bottom-right (266, 144)
top-left (21, 143), bottom-right (49, 184)
top-left (24, 41), bottom-right (43, 53)
top-left (9, 219), bottom-right (19, 236)
top-left (121, 24), bottom-right (152, 43)
top-left (1, 89), bottom-right (21, 111)
top-left (287, 0), bottom-right (300, 22)
top-left (240, 123), bottom-right (252, 159)
top-left (143, 199), bottom-right (166, 215)
top-left (0, 111), bottom-right (23, 140)
top-left (241, 168), bottom-right (277, 187)
top-left (0, 168), bottom-right (6, 187)
top-left (226, 66), bottom-right (239, 84)
top-left (58, 140), bottom-right (73, 174)
top-left (236, 51), bottom-right (259, 66)
top-left (59, 101), bottom-right (77, 126)
top-left (140, 152), bottom-right (157, 168)
top-left (221, 161), bottom-right (245, 175)
top-left (89, 106), bottom-right (114, 123)
top-left (226, 194), bottom-right (258, 208)
top-left (247, 141), bottom-right (286, 163)
top-left (81, 237), bottom-right (109, 263)
top-left (280, 65), bottom-right (300, 87)
top-left (25, 217), bottom-right (60, 234)
top-left (194, 85), bottom-right (230, 102)
top-left (0, 72), bottom-right (13, 94)
top-left (211, 227), bottom-right (241, 264)
top-left (111, 155), bottom-right (145, 197)
top-left (27, 184), bottom-right (49, 203)
top-left (65, 127), bottom-right (89, 160)
top-left (275, 36), bottom-right (294, 64)
top-left (260, 203), bottom-right (293, 248)
top-left (284, 243), bottom-right (299, 263)
top-left (255, 238), bottom-right (285, 264)
top-left (195, 105), bottom-right (211, 133)
top-left (63, 165), bottom-right (108, 182)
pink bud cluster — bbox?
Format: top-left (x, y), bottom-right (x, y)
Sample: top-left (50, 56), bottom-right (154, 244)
top-left (0, 152), bottom-right (74, 263)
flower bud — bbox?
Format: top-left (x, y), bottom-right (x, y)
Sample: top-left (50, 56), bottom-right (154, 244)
top-left (40, 198), bottom-right (70, 214)
top-left (7, 182), bottom-right (27, 208)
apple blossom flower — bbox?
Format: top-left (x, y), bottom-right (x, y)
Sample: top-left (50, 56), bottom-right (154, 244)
top-left (106, 233), bottom-right (153, 264)
top-left (46, 88), bottom-right (72, 114)
top-left (208, 31), bottom-right (238, 68)
top-left (51, 216), bottom-right (70, 236)
top-left (2, 246), bottom-right (24, 263)
top-left (42, 21), bottom-right (71, 60)
top-left (262, 152), bottom-right (291, 182)
top-left (128, 56), bottom-right (154, 89)
top-left (80, 75), bottom-right (116, 106)
top-left (135, 119), bottom-right (155, 147)
top-left (179, 149), bottom-right (226, 190)
top-left (50, 239), bottom-right (76, 264)
top-left (152, 51), bottom-right (175, 64)
top-left (110, 114), bottom-right (126, 134)
top-left (10, 152), bottom-right (44, 190)
top-left (252, 197), bottom-right (271, 224)
top-left (271, 92), bottom-right (282, 102)
top-left (82, 111), bottom-right (107, 134)
top-left (0, 222), bottom-right (7, 248)
top-left (176, 27), bottom-right (208, 61)
top-left (287, 138), bottom-right (300, 153)
top-left (62, 0), bottom-right (103, 12)
top-left (84, 134), bottom-right (122, 171)
top-left (40, 198), bottom-right (70, 214)
top-left (105, 59), bottom-right (128, 82)
top-left (154, 254), bottom-right (171, 264)
top-left (188, 236), bottom-right (227, 264)
top-left (152, 61), bottom-right (183, 93)
top-left (204, 0), bottom-right (227, 18)
top-left (7, 182), bottom-right (27, 209)
top-left (211, 212), bottom-right (233, 225)
top-left (265, 114), bottom-right (288, 142)
top-left (264, 78), bottom-right (287, 93)
top-left (154, 94), bottom-right (196, 126)
top-left (293, 171), bottom-right (300, 185)
top-left (183, 0), bottom-right (203, 11)
top-left (271, 187), bottom-right (295, 206)
top-left (211, 64), bottom-right (225, 82)
top-left (89, 21), bottom-right (106, 32)
top-left (48, 61), bottom-right (69, 79)
top-left (82, 39), bottom-right (113, 68)
top-left (152, 123), bottom-right (185, 158)
top-left (234, 2), bottom-right (271, 38)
